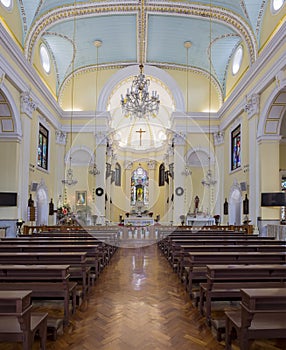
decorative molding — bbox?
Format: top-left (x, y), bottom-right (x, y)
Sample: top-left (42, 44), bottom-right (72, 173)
top-left (55, 130), bottom-right (67, 145)
top-left (173, 133), bottom-right (186, 146)
top-left (0, 68), bottom-right (5, 89)
top-left (213, 131), bottom-right (225, 146)
top-left (20, 90), bottom-right (37, 118)
top-left (125, 161), bottom-right (133, 170)
top-left (147, 160), bottom-right (156, 170)
top-left (275, 70), bottom-right (286, 89)
top-left (244, 93), bottom-right (260, 119)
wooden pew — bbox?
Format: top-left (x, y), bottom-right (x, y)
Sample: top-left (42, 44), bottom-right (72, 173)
top-left (225, 288), bottom-right (286, 350)
top-left (0, 290), bottom-right (48, 350)
top-left (0, 264), bottom-right (76, 326)
top-left (0, 240), bottom-right (112, 275)
top-left (0, 252), bottom-right (89, 298)
top-left (199, 264), bottom-right (286, 328)
top-left (0, 244), bottom-right (102, 280)
top-left (174, 244), bottom-right (286, 278)
top-left (185, 251), bottom-right (286, 292)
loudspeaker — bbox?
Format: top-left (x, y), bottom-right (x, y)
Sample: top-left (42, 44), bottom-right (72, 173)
top-left (240, 182), bottom-right (247, 191)
top-left (30, 182), bottom-right (39, 191)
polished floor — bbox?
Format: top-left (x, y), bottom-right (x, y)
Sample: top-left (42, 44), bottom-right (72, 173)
top-left (1, 243), bottom-right (286, 349)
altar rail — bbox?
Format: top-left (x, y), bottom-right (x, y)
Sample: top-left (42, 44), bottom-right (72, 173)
top-left (22, 225), bottom-right (119, 235)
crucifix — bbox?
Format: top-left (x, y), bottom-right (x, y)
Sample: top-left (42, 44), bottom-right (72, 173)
top-left (136, 128), bottom-right (146, 146)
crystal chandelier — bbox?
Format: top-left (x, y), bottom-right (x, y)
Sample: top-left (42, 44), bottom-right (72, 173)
top-left (62, 156), bottom-right (78, 185)
top-left (120, 64), bottom-right (160, 119)
top-left (201, 167), bottom-right (216, 187)
top-left (89, 156), bottom-right (100, 175)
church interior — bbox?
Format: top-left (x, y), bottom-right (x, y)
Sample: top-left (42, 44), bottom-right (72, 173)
top-left (0, 0), bottom-right (286, 349)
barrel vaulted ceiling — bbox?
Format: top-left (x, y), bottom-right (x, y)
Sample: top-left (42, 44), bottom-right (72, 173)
top-left (17, 0), bottom-right (272, 102)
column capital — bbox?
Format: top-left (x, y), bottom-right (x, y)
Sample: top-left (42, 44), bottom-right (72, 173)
top-left (95, 132), bottom-right (108, 146)
top-left (55, 130), bottom-right (67, 145)
top-left (213, 131), bottom-right (225, 146)
top-left (20, 90), bottom-right (37, 118)
top-left (173, 133), bottom-right (186, 146)
top-left (276, 70), bottom-right (286, 89)
top-left (147, 160), bottom-right (156, 170)
top-left (244, 93), bottom-right (260, 119)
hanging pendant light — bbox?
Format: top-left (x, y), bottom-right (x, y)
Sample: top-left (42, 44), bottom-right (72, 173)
top-left (89, 39), bottom-right (102, 176)
top-left (201, 1), bottom-right (216, 188)
top-left (62, 1), bottom-right (78, 186)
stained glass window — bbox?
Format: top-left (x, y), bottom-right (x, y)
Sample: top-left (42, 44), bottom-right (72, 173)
top-left (37, 123), bottom-right (49, 170)
top-left (131, 166), bottom-right (149, 206)
top-left (281, 177), bottom-right (286, 190)
top-left (231, 125), bottom-right (241, 171)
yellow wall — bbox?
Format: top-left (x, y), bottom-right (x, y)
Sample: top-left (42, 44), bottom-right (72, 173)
top-left (260, 2), bottom-right (286, 49)
top-left (0, 3), bottom-right (23, 48)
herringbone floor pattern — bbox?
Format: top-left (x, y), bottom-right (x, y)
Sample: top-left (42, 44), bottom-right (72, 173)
top-left (1, 244), bottom-right (286, 349)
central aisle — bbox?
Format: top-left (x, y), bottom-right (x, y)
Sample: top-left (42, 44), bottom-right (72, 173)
top-left (55, 244), bottom-right (223, 350)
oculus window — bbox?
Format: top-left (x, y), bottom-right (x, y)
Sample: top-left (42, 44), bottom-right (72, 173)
top-left (232, 46), bottom-right (243, 75)
top-left (37, 123), bottom-right (49, 170)
top-left (40, 43), bottom-right (51, 74)
top-left (271, 0), bottom-right (284, 13)
top-left (231, 125), bottom-right (241, 171)
top-left (0, 0), bottom-right (12, 9)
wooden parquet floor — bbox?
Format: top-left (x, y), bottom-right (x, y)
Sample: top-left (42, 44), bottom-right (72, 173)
top-left (1, 243), bottom-right (286, 350)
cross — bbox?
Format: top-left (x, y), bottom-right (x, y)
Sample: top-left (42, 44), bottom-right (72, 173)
top-left (136, 128), bottom-right (146, 146)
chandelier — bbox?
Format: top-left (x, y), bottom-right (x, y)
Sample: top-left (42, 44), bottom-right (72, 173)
top-left (89, 39), bottom-right (101, 176)
top-left (120, 64), bottom-right (160, 119)
top-left (62, 156), bottom-right (78, 185)
top-left (201, 167), bottom-right (216, 187)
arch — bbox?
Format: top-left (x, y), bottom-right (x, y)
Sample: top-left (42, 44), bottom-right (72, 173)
top-left (98, 65), bottom-right (184, 113)
top-left (0, 86), bottom-right (22, 139)
top-left (257, 78), bottom-right (286, 139)
top-left (186, 147), bottom-right (216, 167)
top-left (64, 145), bottom-right (93, 166)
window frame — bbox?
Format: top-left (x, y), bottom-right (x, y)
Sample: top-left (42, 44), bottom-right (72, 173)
top-left (230, 124), bottom-right (241, 172)
top-left (232, 45), bottom-right (243, 76)
top-left (39, 43), bottom-right (51, 74)
top-left (37, 123), bottom-right (49, 171)
top-left (271, 0), bottom-right (285, 13)
top-left (0, 0), bottom-right (13, 10)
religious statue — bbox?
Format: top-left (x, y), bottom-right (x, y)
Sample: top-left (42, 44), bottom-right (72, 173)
top-left (194, 195), bottom-right (199, 210)
top-left (137, 187), bottom-right (143, 201)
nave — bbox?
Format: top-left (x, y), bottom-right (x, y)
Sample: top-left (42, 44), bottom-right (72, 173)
top-left (1, 243), bottom-right (286, 350)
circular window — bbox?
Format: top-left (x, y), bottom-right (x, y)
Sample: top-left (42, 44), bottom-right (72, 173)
top-left (40, 43), bottom-right (51, 74)
top-left (271, 0), bottom-right (284, 13)
top-left (0, 0), bottom-right (12, 9)
top-left (232, 45), bottom-right (243, 76)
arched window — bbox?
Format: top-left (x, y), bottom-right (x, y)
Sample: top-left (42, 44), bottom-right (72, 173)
top-left (131, 166), bottom-right (149, 206)
top-left (115, 162), bottom-right (121, 186)
top-left (159, 163), bottom-right (165, 186)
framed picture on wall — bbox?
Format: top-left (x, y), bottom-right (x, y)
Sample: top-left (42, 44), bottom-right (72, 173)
top-left (76, 191), bottom-right (87, 206)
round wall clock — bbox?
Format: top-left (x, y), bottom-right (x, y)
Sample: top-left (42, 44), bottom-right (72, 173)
top-left (95, 187), bottom-right (104, 196)
top-left (175, 187), bottom-right (184, 196)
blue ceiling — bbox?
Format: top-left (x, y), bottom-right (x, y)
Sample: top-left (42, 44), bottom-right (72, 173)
top-left (19, 0), bottom-right (269, 97)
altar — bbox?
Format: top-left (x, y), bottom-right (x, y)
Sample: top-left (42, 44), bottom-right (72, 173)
top-left (124, 217), bottom-right (154, 226)
top-left (186, 216), bottom-right (215, 226)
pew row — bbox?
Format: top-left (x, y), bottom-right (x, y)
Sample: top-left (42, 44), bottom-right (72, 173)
top-left (0, 290), bottom-right (48, 350)
top-left (225, 288), bottom-right (286, 350)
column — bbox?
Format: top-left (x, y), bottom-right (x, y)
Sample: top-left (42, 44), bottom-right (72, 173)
top-left (18, 90), bottom-right (37, 221)
top-left (95, 132), bottom-right (107, 225)
top-left (147, 160), bottom-right (156, 214)
top-left (173, 133), bottom-right (186, 225)
top-left (213, 131), bottom-right (225, 221)
top-left (53, 130), bottom-right (67, 224)
top-left (105, 143), bottom-right (113, 223)
top-left (245, 93), bottom-right (260, 227)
